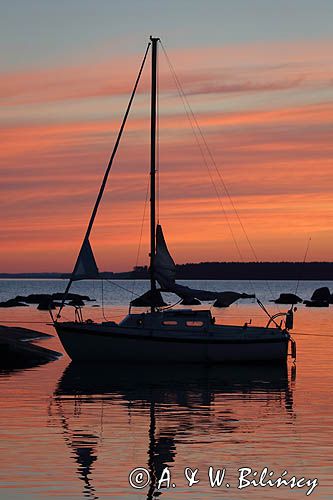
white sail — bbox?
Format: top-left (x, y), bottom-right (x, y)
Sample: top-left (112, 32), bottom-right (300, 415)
top-left (153, 224), bottom-right (254, 306)
top-left (154, 224), bottom-right (176, 288)
top-left (73, 238), bottom-right (99, 280)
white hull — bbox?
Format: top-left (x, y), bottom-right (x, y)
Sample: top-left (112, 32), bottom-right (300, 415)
top-left (55, 321), bottom-right (290, 364)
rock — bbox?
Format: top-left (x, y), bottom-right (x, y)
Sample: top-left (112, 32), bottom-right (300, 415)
top-left (68, 298), bottom-right (85, 307)
top-left (0, 325), bottom-right (52, 341)
top-left (15, 294), bottom-right (52, 304)
top-left (304, 287), bottom-right (331, 307)
top-left (0, 299), bottom-right (29, 308)
top-left (311, 287), bottom-right (331, 302)
top-left (37, 300), bottom-right (57, 310)
top-left (214, 292), bottom-right (255, 308)
top-left (9, 292), bottom-right (94, 307)
top-left (304, 300), bottom-right (329, 308)
top-left (51, 292), bottom-right (93, 301)
top-left (0, 326), bottom-right (61, 369)
top-left (270, 293), bottom-right (302, 304)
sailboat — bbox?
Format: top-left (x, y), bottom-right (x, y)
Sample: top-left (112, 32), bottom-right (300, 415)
top-left (53, 37), bottom-right (296, 363)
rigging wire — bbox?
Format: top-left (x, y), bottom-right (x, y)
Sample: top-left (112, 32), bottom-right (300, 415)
top-left (294, 237), bottom-right (311, 297)
top-left (101, 278), bottom-right (108, 321)
top-left (105, 278), bottom-right (140, 296)
top-left (130, 175), bottom-right (150, 301)
top-left (159, 41), bottom-right (256, 296)
top-left (160, 41), bottom-right (282, 309)
top-left (57, 41), bottom-right (151, 319)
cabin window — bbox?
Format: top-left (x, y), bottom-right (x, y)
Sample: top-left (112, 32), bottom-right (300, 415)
top-left (162, 320), bottom-right (178, 326)
top-left (186, 321), bottom-right (204, 327)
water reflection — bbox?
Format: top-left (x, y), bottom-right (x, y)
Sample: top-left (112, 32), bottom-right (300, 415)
top-left (52, 363), bottom-right (296, 499)
top-left (54, 396), bottom-right (99, 499)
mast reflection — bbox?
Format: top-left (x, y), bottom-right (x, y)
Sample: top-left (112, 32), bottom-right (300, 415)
top-left (53, 362), bottom-right (295, 499)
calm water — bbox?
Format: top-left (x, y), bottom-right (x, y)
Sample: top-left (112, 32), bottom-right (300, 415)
top-left (0, 279), bottom-right (333, 499)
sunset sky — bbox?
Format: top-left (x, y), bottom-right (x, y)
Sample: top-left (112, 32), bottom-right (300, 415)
top-left (1, 0), bottom-right (333, 272)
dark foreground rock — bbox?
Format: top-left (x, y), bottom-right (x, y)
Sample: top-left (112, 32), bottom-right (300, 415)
top-left (0, 325), bottom-right (61, 369)
top-left (0, 326), bottom-right (52, 341)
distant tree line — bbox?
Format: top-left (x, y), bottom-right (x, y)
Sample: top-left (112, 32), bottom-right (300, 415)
top-left (130, 262), bottom-right (333, 280)
top-left (1, 262), bottom-right (333, 280)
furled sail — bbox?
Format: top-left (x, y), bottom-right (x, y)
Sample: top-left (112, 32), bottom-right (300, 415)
top-left (130, 289), bottom-right (167, 307)
top-left (164, 282), bottom-right (254, 306)
top-left (73, 238), bottom-right (99, 280)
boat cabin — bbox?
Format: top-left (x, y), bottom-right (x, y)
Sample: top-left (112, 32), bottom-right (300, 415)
top-left (119, 309), bottom-right (215, 330)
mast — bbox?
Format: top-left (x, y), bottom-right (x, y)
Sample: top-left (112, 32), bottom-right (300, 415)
top-left (150, 36), bottom-right (159, 311)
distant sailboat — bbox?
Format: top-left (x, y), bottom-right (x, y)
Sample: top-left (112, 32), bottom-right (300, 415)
top-left (53, 37), bottom-right (296, 363)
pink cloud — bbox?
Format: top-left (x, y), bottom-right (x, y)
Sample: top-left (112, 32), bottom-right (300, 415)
top-left (0, 39), bottom-right (332, 107)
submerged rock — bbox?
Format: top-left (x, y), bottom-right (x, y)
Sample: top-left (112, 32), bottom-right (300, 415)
top-left (270, 293), bottom-right (302, 304)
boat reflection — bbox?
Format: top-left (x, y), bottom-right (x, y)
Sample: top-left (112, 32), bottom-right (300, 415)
top-left (52, 362), bottom-right (296, 499)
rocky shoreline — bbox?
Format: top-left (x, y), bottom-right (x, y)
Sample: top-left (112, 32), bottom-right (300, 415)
top-left (0, 293), bottom-right (95, 309)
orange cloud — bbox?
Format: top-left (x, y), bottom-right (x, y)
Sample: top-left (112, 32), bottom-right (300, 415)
top-left (1, 39), bottom-right (333, 272)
